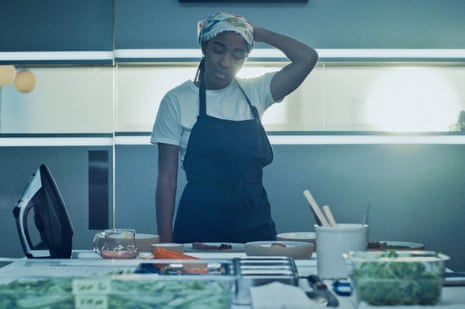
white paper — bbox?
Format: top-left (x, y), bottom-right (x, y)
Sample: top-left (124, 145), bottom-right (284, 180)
top-left (250, 281), bottom-right (314, 309)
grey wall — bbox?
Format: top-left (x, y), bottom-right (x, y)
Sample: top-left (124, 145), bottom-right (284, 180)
top-left (1, 142), bottom-right (464, 270)
top-left (0, 0), bottom-right (113, 51)
top-left (0, 146), bottom-right (113, 257)
top-left (2, 0), bottom-right (465, 52)
top-left (112, 143), bottom-right (465, 270)
top-left (114, 0), bottom-right (465, 49)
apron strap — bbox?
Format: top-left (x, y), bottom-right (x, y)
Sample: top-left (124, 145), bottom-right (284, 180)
top-left (199, 76), bottom-right (207, 116)
top-left (235, 79), bottom-right (260, 120)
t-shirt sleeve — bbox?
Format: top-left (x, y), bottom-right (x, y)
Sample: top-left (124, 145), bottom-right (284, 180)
top-left (150, 94), bottom-right (182, 146)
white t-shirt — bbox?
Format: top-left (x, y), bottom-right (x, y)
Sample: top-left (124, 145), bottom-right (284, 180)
top-left (151, 72), bottom-right (277, 161)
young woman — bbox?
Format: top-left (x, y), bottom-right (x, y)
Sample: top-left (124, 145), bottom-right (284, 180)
top-left (151, 12), bottom-right (318, 243)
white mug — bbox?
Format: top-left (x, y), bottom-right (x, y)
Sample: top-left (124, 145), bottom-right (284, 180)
top-left (315, 223), bottom-right (368, 279)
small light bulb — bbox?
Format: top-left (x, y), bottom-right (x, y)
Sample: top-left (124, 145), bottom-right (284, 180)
top-left (0, 65), bottom-right (16, 86)
top-left (14, 70), bottom-right (36, 93)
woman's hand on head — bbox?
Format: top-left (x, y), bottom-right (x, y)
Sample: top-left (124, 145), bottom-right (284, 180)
top-left (252, 26), bottom-right (265, 43)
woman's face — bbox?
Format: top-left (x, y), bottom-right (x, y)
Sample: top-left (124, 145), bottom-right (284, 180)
top-left (203, 31), bottom-right (248, 90)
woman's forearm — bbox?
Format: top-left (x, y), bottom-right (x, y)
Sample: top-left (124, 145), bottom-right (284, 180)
top-left (254, 27), bottom-right (318, 69)
top-left (156, 180), bottom-right (176, 242)
top-left (253, 26), bottom-right (318, 102)
top-left (156, 143), bottom-right (179, 243)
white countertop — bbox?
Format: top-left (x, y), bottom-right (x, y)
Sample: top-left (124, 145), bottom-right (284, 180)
top-left (1, 251), bottom-right (464, 309)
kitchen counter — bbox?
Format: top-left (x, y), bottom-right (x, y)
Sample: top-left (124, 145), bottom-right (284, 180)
top-left (1, 251), bottom-right (464, 309)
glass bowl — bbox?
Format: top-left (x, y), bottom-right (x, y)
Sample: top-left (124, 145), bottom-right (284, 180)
top-left (344, 250), bottom-right (449, 306)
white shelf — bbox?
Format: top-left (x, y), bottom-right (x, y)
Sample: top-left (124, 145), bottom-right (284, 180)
top-left (2, 49), bottom-right (464, 63)
top-left (2, 134), bottom-right (465, 147)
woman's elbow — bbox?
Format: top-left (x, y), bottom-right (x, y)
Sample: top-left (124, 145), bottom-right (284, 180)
top-left (305, 47), bottom-right (319, 72)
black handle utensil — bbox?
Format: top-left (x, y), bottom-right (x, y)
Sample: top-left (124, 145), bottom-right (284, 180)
top-left (306, 275), bottom-right (339, 307)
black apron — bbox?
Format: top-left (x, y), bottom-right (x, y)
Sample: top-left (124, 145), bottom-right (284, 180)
top-left (173, 80), bottom-right (277, 243)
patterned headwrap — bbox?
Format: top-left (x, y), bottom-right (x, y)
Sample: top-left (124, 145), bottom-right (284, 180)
top-left (197, 12), bottom-right (254, 52)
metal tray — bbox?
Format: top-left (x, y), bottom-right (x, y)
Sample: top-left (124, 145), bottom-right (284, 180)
top-left (233, 256), bottom-right (298, 305)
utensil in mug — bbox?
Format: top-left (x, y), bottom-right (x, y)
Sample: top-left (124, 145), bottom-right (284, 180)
top-left (322, 205), bottom-right (337, 227)
top-left (303, 190), bottom-right (329, 226)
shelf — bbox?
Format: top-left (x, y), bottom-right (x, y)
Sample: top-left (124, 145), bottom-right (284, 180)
top-left (2, 133), bottom-right (464, 147)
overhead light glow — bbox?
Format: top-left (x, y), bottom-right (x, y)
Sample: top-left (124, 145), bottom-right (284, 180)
top-left (364, 67), bottom-right (461, 132)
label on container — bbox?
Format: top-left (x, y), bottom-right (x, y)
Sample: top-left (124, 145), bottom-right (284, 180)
top-left (75, 295), bottom-right (108, 309)
top-left (72, 278), bottom-right (112, 294)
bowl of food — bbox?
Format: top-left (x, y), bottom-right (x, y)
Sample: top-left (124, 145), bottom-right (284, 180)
top-left (97, 229), bottom-right (139, 259)
top-left (276, 232), bottom-right (316, 249)
top-left (368, 240), bottom-right (425, 251)
top-left (151, 242), bottom-right (185, 255)
top-left (344, 250), bottom-right (449, 306)
top-left (245, 241), bottom-right (314, 259)
top-left (134, 233), bottom-right (160, 252)
top-left (93, 231), bottom-right (159, 255)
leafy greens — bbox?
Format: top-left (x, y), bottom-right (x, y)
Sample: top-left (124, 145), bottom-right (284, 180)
top-left (351, 250), bottom-right (443, 305)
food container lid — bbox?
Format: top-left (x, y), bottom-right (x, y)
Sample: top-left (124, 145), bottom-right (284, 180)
top-left (344, 250), bottom-right (449, 263)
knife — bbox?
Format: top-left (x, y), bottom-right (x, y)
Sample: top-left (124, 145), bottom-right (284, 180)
top-left (306, 275), bottom-right (339, 307)
top-left (444, 271), bottom-right (465, 287)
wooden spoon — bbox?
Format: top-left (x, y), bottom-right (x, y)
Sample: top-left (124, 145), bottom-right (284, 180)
top-left (303, 190), bottom-right (329, 226)
top-left (322, 205), bottom-right (337, 227)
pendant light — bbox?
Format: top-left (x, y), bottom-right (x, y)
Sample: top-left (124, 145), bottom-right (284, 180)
top-left (0, 65), bottom-right (16, 86)
top-left (14, 70), bottom-right (36, 93)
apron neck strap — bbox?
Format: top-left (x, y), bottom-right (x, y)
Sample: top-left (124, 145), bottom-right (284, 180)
top-left (235, 80), bottom-right (260, 120)
top-left (199, 76), bottom-right (207, 115)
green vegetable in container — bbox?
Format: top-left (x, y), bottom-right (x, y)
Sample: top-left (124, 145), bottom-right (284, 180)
top-left (351, 250), bottom-right (443, 306)
top-left (0, 277), bottom-right (231, 309)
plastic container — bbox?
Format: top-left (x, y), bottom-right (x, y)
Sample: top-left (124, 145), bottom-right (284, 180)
top-left (344, 250), bottom-right (449, 306)
top-left (0, 274), bottom-right (235, 309)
